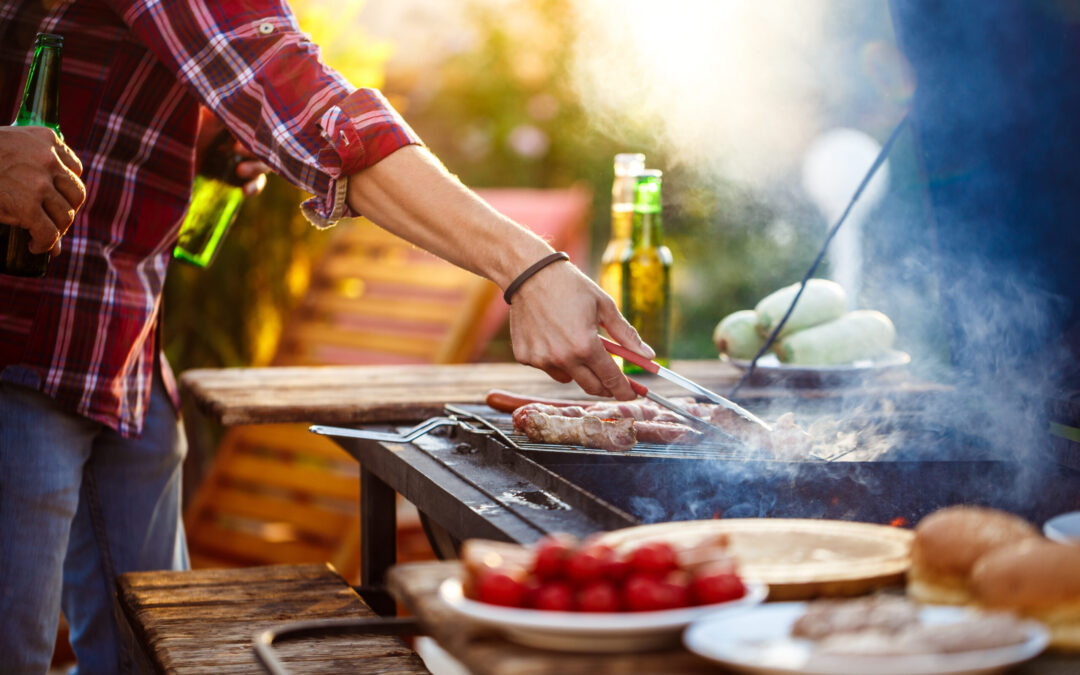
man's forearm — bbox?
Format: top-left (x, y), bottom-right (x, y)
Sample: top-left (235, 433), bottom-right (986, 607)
top-left (344, 142), bottom-right (654, 402)
top-left (344, 145), bottom-right (554, 289)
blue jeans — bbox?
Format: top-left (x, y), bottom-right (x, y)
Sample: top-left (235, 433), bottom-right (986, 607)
top-left (0, 373), bottom-right (189, 674)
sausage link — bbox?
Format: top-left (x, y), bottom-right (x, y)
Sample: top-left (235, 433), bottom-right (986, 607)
top-left (484, 389), bottom-right (591, 413)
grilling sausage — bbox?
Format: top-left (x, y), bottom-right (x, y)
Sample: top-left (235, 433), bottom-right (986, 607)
top-left (485, 389), bottom-right (591, 413)
top-left (494, 390), bottom-right (810, 454)
top-left (511, 403), bottom-right (590, 429)
top-left (514, 407), bottom-right (637, 452)
top-left (582, 401), bottom-right (684, 423)
top-left (632, 420), bottom-right (704, 445)
top-left (512, 403), bottom-right (702, 447)
top-left (490, 390), bottom-right (684, 423)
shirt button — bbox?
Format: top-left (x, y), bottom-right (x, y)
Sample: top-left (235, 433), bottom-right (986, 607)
top-left (258, 22), bottom-right (274, 35)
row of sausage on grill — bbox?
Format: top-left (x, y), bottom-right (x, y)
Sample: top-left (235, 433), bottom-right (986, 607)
top-left (485, 389), bottom-right (812, 456)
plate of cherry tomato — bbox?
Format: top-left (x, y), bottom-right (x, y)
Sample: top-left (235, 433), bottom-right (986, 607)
top-left (441, 537), bottom-right (768, 652)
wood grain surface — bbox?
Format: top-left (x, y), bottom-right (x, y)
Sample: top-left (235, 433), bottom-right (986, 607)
top-left (117, 563), bottom-right (428, 674)
top-left (180, 360), bottom-right (949, 427)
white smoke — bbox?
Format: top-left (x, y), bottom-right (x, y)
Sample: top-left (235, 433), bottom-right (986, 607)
top-left (568, 0), bottom-right (835, 186)
top-left (361, 0), bottom-right (880, 191)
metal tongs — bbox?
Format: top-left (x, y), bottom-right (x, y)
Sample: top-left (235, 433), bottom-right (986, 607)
top-left (600, 336), bottom-right (773, 433)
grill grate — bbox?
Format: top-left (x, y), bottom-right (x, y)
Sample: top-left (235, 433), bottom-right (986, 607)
top-left (444, 404), bottom-right (1014, 465)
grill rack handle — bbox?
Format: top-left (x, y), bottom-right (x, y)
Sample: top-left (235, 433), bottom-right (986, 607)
top-left (309, 416), bottom-right (462, 443)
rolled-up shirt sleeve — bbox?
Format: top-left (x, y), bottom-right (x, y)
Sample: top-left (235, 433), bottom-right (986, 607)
top-left (107, 0), bottom-right (422, 227)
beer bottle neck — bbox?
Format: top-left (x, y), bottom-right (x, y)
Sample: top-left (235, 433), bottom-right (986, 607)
top-left (15, 40), bottom-right (62, 136)
top-left (632, 210), bottom-right (663, 247)
top-left (631, 171), bottom-right (663, 248)
top-left (610, 153), bottom-right (645, 242)
top-left (611, 203), bottom-right (634, 239)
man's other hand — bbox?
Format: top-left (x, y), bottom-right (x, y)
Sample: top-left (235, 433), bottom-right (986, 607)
top-left (194, 106), bottom-right (270, 197)
top-left (0, 126), bottom-right (85, 257)
top-left (234, 148), bottom-right (269, 197)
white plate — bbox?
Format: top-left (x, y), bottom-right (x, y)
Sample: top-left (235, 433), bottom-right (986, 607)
top-left (683, 603), bottom-right (1049, 675)
top-left (729, 350), bottom-right (911, 384)
top-left (438, 577), bottom-right (767, 652)
top-left (1044, 510), bottom-right (1080, 544)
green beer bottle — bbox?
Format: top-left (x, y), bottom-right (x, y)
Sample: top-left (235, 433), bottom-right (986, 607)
top-left (0, 33), bottom-right (64, 278)
top-left (620, 170), bottom-right (672, 372)
top-left (599, 152), bottom-right (645, 309)
top-left (173, 127), bottom-right (246, 267)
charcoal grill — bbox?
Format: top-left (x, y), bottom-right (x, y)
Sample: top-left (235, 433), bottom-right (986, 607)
top-left (459, 404), bottom-right (1079, 524)
top-left (317, 399), bottom-right (1080, 614)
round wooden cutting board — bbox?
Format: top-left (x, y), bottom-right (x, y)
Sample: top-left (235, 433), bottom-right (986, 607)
top-left (597, 519), bottom-right (913, 601)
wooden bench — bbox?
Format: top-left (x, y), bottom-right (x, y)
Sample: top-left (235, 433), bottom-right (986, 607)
top-left (116, 563), bottom-right (429, 674)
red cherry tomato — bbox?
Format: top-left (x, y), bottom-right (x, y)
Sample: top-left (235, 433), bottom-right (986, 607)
top-left (690, 568), bottom-right (746, 606)
top-left (532, 580), bottom-right (575, 611)
top-left (600, 553), bottom-right (631, 583)
top-left (532, 536), bottom-right (576, 580)
top-left (522, 575), bottom-right (543, 603)
top-left (657, 571), bottom-right (691, 610)
top-left (566, 544), bottom-right (614, 585)
top-left (476, 571), bottom-right (528, 607)
top-left (623, 574), bottom-right (666, 612)
top-left (628, 542), bottom-right (679, 578)
top-left (577, 580), bottom-right (621, 612)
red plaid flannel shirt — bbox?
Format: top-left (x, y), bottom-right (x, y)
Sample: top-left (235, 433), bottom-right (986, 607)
top-left (0, 1), bottom-right (421, 436)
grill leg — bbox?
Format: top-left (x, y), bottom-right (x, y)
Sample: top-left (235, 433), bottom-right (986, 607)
top-left (360, 466), bottom-right (397, 616)
top-left (418, 511), bottom-right (461, 560)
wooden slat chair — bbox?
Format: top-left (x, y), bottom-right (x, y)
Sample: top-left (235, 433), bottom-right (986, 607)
top-left (184, 187), bottom-right (592, 582)
top-left (184, 424), bottom-right (363, 573)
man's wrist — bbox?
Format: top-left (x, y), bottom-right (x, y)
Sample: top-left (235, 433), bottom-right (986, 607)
top-left (503, 252), bottom-right (570, 304)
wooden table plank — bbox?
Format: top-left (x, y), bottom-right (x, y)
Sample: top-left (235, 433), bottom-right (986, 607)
top-left (181, 360), bottom-right (950, 426)
top-left (117, 563), bottom-right (429, 675)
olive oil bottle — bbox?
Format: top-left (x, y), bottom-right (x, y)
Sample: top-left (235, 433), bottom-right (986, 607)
top-left (620, 169), bottom-right (672, 372)
top-left (0, 33), bottom-right (64, 278)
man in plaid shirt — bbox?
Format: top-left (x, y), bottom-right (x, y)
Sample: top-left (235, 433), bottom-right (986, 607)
top-left (0, 2), bottom-right (653, 671)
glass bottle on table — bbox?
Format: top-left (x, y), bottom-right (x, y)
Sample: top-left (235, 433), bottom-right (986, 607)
top-left (0, 33), bottom-right (64, 278)
top-left (620, 169), bottom-right (672, 373)
top-left (173, 127), bottom-right (246, 267)
top-left (599, 153), bottom-right (646, 309)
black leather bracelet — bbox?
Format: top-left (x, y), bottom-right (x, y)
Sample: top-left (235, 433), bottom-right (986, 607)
top-left (502, 251), bottom-right (570, 304)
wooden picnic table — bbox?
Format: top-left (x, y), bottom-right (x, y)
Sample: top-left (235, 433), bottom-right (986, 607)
top-left (179, 359), bottom-right (949, 428)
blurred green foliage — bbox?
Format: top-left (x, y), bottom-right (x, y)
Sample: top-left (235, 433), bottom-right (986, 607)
top-left (389, 0), bottom-right (827, 360)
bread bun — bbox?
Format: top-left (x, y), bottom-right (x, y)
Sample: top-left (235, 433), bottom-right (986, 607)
top-left (907, 506), bottom-right (1039, 605)
top-left (970, 539), bottom-right (1080, 651)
